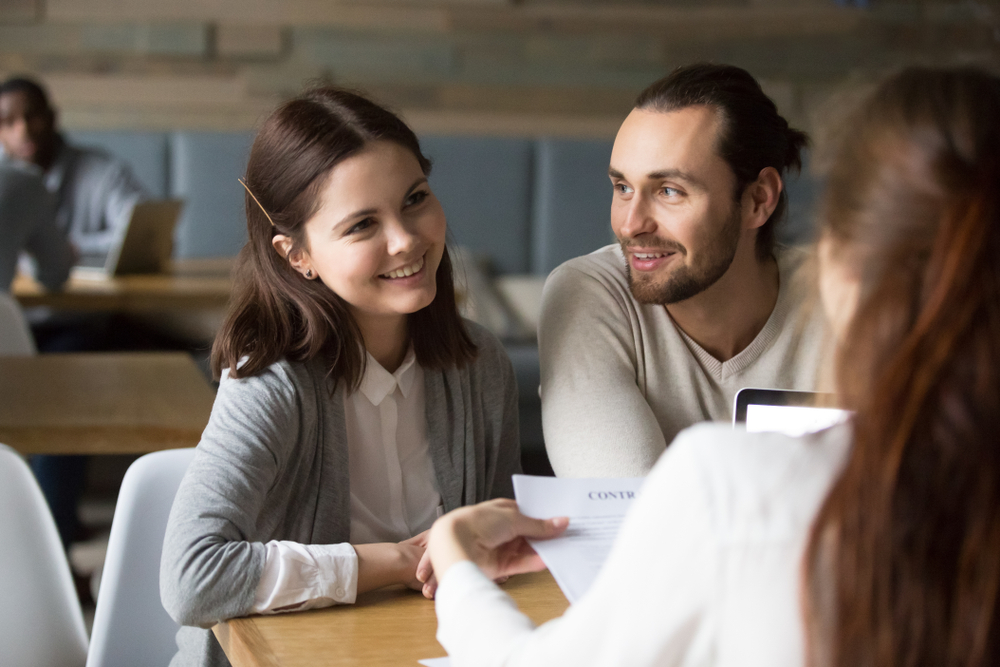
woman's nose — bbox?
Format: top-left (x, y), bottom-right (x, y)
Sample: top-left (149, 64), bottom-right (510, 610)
top-left (385, 218), bottom-right (418, 255)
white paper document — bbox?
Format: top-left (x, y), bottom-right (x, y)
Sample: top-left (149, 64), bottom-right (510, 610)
top-left (512, 474), bottom-right (644, 603)
top-left (418, 658), bottom-right (450, 666)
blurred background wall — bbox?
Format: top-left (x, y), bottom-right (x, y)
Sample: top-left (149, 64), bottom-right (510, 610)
top-left (1, 0), bottom-right (997, 139)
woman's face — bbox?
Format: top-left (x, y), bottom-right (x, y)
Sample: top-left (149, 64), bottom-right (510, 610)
top-left (275, 140), bottom-right (446, 332)
top-left (817, 234), bottom-right (860, 343)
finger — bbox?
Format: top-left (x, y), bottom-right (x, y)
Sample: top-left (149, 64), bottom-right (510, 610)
top-left (404, 528), bottom-right (431, 547)
top-left (416, 550), bottom-right (433, 583)
top-left (513, 514), bottom-right (569, 541)
top-left (422, 573), bottom-right (438, 599)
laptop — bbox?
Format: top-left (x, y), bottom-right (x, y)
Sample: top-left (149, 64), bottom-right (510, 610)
top-left (733, 387), bottom-right (850, 437)
top-left (72, 199), bottom-right (183, 280)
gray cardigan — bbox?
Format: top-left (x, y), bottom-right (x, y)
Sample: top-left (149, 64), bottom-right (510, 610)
top-left (160, 322), bottom-right (521, 667)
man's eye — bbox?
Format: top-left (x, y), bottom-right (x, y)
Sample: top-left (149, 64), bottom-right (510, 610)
top-left (405, 190), bottom-right (429, 207)
top-left (614, 183), bottom-right (632, 194)
top-left (662, 187), bottom-right (681, 197)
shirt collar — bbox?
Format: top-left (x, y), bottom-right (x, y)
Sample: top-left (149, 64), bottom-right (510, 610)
top-left (358, 346), bottom-right (418, 406)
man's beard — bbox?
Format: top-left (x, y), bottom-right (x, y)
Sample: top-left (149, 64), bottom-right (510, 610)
top-left (623, 208), bottom-right (742, 305)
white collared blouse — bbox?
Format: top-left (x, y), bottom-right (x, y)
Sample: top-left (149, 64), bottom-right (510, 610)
top-left (252, 347), bottom-right (441, 613)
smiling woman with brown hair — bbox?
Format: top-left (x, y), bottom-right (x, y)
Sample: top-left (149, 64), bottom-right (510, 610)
top-left (159, 87), bottom-right (521, 667)
top-left (420, 66), bottom-right (1000, 667)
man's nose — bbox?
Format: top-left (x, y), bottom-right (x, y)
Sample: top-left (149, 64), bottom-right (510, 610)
top-left (10, 117), bottom-right (29, 140)
top-left (619, 194), bottom-right (657, 239)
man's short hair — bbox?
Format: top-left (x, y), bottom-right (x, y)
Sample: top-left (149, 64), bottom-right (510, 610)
top-left (635, 63), bottom-right (808, 261)
top-left (0, 76), bottom-right (53, 112)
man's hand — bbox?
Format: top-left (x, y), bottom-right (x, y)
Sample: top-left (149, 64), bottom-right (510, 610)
top-left (416, 499), bottom-right (568, 598)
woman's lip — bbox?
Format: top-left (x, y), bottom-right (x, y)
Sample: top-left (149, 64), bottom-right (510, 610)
top-left (379, 253), bottom-right (427, 280)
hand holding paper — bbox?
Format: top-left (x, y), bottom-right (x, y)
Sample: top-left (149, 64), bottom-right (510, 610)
top-left (512, 474), bottom-right (643, 603)
top-left (420, 498), bottom-right (568, 597)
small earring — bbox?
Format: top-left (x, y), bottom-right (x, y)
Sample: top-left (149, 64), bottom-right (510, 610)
top-left (305, 270), bottom-right (313, 279)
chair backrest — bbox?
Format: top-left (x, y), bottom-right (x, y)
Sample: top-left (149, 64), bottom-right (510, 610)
top-left (86, 448), bottom-right (196, 667)
top-left (0, 444), bottom-right (88, 667)
top-left (0, 292), bottom-right (36, 356)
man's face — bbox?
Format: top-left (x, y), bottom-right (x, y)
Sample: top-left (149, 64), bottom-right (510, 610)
top-left (0, 90), bottom-right (56, 166)
top-left (609, 105), bottom-right (744, 305)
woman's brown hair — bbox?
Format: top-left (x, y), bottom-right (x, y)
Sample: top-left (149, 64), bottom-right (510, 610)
top-left (211, 87), bottom-right (477, 385)
top-left (804, 67), bottom-right (1000, 666)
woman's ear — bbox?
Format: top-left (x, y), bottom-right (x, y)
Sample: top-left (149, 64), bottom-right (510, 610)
top-left (272, 234), bottom-right (315, 279)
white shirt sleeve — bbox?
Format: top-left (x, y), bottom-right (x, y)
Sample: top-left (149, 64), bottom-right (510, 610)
top-left (435, 424), bottom-right (852, 667)
top-left (251, 541), bottom-right (359, 614)
top-left (434, 431), bottom-right (718, 667)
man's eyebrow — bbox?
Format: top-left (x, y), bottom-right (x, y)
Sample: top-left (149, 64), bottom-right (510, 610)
top-left (609, 166), bottom-right (706, 191)
top-left (648, 169), bottom-right (706, 190)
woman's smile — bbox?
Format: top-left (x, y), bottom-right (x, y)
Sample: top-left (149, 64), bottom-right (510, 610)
top-left (379, 254), bottom-right (426, 280)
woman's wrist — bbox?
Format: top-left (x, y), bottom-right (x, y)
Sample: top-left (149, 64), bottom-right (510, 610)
top-left (355, 542), bottom-right (417, 593)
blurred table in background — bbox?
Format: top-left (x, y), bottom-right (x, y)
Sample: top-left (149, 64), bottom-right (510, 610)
top-left (0, 352), bottom-right (215, 455)
top-left (12, 258), bottom-right (234, 345)
top-left (214, 569), bottom-right (569, 667)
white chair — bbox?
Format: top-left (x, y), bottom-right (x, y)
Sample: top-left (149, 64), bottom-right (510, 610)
top-left (0, 444), bottom-right (88, 667)
top-left (0, 291), bottom-right (35, 356)
top-left (86, 448), bottom-right (196, 667)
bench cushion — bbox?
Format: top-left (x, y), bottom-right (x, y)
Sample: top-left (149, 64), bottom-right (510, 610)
top-left (170, 131), bottom-right (254, 259)
top-left (420, 136), bottom-right (534, 275)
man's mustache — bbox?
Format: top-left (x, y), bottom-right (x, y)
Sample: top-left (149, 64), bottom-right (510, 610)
top-left (618, 238), bottom-right (687, 256)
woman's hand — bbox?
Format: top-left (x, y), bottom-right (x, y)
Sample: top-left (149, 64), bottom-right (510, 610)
top-left (416, 498), bottom-right (568, 598)
top-left (355, 530), bottom-right (430, 595)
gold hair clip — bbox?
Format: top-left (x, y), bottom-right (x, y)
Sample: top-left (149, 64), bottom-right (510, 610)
top-left (238, 178), bottom-right (275, 227)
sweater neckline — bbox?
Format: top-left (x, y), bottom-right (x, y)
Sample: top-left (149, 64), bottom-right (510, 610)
top-left (672, 253), bottom-right (795, 382)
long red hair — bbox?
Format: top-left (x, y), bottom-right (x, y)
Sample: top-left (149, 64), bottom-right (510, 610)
top-left (805, 67), bottom-right (1000, 667)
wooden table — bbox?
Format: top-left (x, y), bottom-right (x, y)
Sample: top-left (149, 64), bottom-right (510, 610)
top-left (0, 352), bottom-right (215, 455)
top-left (214, 570), bottom-right (569, 667)
top-left (12, 258), bottom-right (234, 344)
top-left (12, 258), bottom-right (233, 312)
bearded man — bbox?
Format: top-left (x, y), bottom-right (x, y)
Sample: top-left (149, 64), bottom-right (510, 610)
top-left (539, 63), bottom-right (828, 477)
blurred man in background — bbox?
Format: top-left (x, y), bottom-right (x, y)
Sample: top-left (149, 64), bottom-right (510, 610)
top-left (0, 76), bottom-right (147, 255)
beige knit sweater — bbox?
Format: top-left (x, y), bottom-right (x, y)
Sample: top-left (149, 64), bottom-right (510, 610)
top-left (539, 244), bottom-right (830, 478)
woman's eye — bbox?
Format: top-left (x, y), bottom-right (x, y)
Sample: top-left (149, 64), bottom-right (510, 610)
top-left (347, 218), bottom-right (375, 235)
top-left (405, 190), bottom-right (429, 207)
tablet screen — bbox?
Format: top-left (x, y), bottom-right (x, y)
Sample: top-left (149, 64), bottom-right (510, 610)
top-left (733, 388), bottom-right (849, 437)
top-left (744, 404), bottom-right (848, 436)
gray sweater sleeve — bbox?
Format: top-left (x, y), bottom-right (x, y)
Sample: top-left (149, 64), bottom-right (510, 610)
top-left (470, 321), bottom-right (521, 501)
top-left (160, 364), bottom-right (302, 628)
top-left (0, 164), bottom-right (71, 291)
